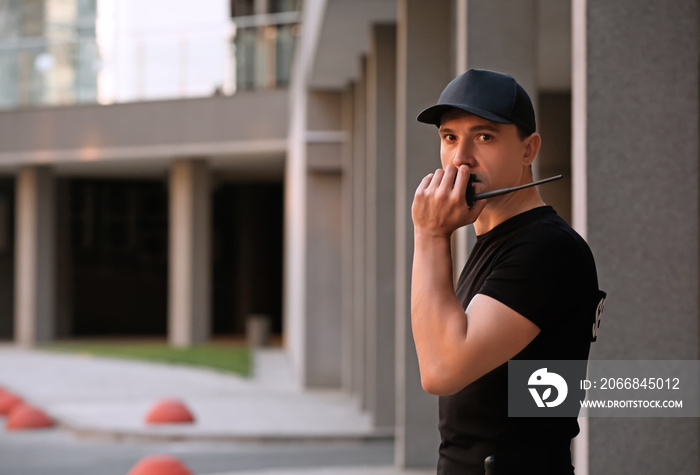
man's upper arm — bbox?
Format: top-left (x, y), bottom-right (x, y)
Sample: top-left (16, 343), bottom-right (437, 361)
top-left (437, 293), bottom-right (540, 395)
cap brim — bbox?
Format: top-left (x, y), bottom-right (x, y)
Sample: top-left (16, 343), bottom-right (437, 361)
top-left (416, 103), bottom-right (514, 127)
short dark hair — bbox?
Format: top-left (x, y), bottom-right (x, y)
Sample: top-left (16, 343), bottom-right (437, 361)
top-left (516, 125), bottom-right (531, 141)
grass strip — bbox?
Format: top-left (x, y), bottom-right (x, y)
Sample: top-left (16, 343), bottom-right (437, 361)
top-left (41, 342), bottom-right (251, 376)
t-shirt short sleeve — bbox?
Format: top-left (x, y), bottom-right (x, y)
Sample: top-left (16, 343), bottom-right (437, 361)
top-left (477, 223), bottom-right (585, 330)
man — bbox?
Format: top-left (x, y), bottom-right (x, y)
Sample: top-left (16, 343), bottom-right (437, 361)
top-left (411, 69), bottom-right (604, 474)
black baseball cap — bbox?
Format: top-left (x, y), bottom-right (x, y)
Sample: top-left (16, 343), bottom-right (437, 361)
top-left (416, 69), bottom-right (536, 135)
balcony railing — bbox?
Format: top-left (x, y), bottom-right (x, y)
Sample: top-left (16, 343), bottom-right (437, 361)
top-left (0, 11), bottom-right (300, 110)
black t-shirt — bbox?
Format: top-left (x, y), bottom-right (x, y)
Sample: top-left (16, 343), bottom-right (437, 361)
top-left (437, 206), bottom-right (602, 475)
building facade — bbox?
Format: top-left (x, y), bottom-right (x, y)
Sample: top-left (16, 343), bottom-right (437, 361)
top-left (0, 0), bottom-right (698, 473)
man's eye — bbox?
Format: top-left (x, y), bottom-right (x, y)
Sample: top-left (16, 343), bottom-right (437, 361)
top-left (442, 134), bottom-right (457, 141)
top-left (477, 134), bottom-right (492, 142)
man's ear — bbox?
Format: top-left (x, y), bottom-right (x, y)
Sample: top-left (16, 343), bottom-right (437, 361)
top-left (522, 132), bottom-right (541, 166)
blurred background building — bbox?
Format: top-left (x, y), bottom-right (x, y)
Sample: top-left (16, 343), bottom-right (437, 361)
top-left (0, 0), bottom-right (297, 343)
top-left (0, 0), bottom-right (697, 474)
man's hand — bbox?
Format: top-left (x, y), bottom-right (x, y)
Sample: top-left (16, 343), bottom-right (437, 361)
top-left (412, 164), bottom-right (486, 238)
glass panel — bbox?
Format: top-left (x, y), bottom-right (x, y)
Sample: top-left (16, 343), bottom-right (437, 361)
top-left (230, 0), bottom-right (255, 17)
top-left (275, 23), bottom-right (295, 87)
top-left (270, 0), bottom-right (300, 14)
top-left (233, 21), bottom-right (298, 91)
top-left (0, 2), bottom-right (299, 109)
top-left (234, 27), bottom-right (258, 90)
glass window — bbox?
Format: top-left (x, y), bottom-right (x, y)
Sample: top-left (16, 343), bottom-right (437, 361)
top-left (230, 0), bottom-right (255, 17)
top-left (270, 0), bottom-right (301, 13)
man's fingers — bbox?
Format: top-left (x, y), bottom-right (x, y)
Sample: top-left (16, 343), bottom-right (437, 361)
top-left (440, 165), bottom-right (458, 192)
top-left (416, 172), bottom-right (434, 193)
top-left (452, 165), bottom-right (470, 195)
top-left (426, 168), bottom-right (444, 191)
top-left (454, 165), bottom-right (469, 193)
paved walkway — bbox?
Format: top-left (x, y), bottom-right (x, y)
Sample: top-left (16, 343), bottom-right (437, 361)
top-left (0, 345), bottom-right (433, 475)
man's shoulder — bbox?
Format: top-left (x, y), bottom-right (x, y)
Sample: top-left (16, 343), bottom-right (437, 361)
top-left (516, 207), bottom-right (586, 245)
top-left (509, 209), bottom-right (593, 262)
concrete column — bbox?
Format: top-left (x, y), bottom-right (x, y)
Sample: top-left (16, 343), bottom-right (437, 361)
top-left (303, 91), bottom-right (344, 388)
top-left (168, 160), bottom-right (211, 346)
top-left (341, 85), bottom-right (355, 393)
top-left (395, 0), bottom-right (451, 467)
top-left (576, 0), bottom-right (700, 473)
top-left (465, 0), bottom-right (537, 108)
top-left (466, 0), bottom-right (538, 172)
top-left (352, 60), bottom-right (367, 405)
top-left (14, 166), bottom-right (55, 345)
top-left (285, 1), bottom-right (327, 386)
top-left (304, 170), bottom-right (343, 386)
top-left (365, 23), bottom-right (397, 430)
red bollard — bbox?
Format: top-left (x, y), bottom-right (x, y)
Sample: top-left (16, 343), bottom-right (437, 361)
top-left (0, 390), bottom-right (23, 416)
top-left (126, 455), bottom-right (194, 475)
top-left (6, 403), bottom-right (54, 430)
top-left (144, 399), bottom-right (195, 425)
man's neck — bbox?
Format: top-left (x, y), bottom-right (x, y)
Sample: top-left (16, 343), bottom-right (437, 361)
top-left (473, 188), bottom-right (546, 235)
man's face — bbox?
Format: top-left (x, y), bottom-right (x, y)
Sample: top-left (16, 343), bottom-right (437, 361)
top-left (438, 109), bottom-right (535, 197)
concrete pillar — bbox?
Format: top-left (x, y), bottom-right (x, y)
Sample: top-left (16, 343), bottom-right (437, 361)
top-left (575, 0), bottom-right (700, 473)
top-left (168, 160), bottom-right (211, 346)
top-left (340, 85), bottom-right (355, 393)
top-left (365, 23), bottom-right (397, 430)
top-left (465, 0), bottom-right (537, 110)
top-left (571, 3), bottom-right (588, 469)
top-left (395, 0), bottom-right (451, 467)
top-left (14, 166), bottom-right (55, 345)
top-left (285, 82), bottom-right (307, 385)
top-left (303, 91), bottom-right (344, 388)
top-left (304, 171), bottom-right (343, 386)
top-left (352, 60), bottom-right (367, 404)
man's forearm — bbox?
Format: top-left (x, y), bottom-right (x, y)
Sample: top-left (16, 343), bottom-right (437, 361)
top-left (411, 232), bottom-right (469, 392)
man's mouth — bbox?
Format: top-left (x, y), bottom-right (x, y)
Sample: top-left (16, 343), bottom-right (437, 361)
top-left (469, 176), bottom-right (486, 196)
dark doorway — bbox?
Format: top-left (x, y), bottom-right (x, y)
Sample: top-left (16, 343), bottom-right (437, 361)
top-left (0, 179), bottom-right (14, 340)
top-left (69, 179), bottom-right (169, 336)
top-left (212, 182), bottom-right (284, 337)
top-left (66, 178), bottom-right (283, 340)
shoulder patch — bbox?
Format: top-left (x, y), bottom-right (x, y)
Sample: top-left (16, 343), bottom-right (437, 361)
top-left (591, 290), bottom-right (606, 342)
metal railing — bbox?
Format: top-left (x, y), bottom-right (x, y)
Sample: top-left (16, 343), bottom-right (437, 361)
top-left (0, 11), bottom-right (300, 110)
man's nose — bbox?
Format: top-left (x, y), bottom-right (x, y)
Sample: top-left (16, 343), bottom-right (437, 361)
top-left (452, 143), bottom-right (475, 167)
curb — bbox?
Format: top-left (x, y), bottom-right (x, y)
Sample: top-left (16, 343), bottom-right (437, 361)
top-left (57, 421), bottom-right (395, 444)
